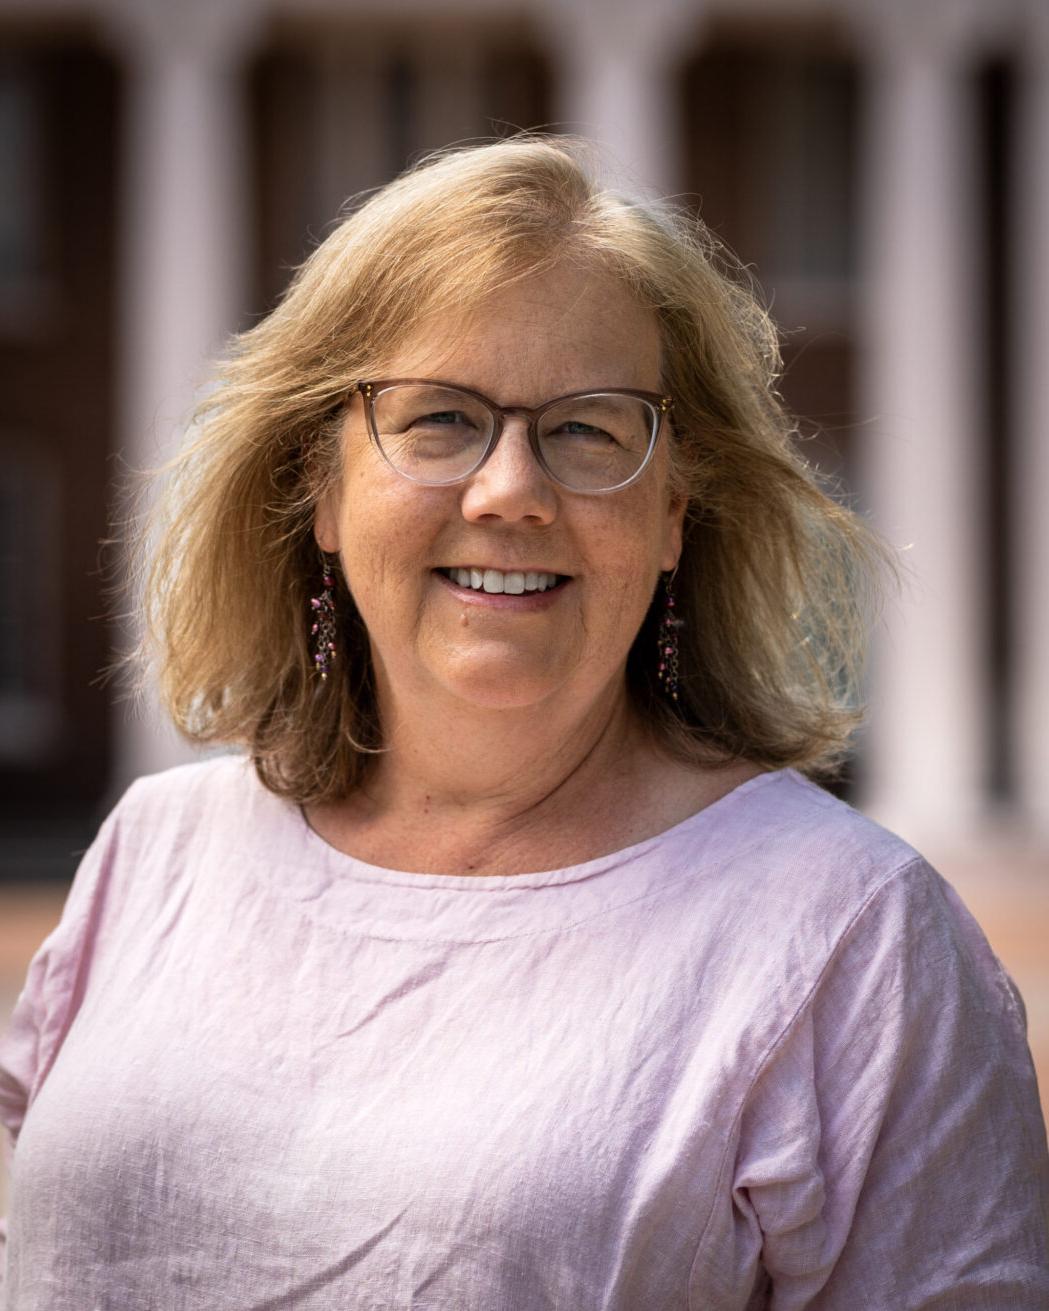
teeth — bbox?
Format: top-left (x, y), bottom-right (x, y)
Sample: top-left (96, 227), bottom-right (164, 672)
top-left (445, 568), bottom-right (560, 593)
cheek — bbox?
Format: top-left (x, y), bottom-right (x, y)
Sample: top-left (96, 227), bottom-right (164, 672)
top-left (334, 479), bottom-right (444, 615)
top-left (576, 516), bottom-right (669, 659)
top-left (587, 494), bottom-right (679, 582)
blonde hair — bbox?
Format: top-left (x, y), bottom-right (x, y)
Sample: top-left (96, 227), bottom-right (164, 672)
top-left (138, 135), bottom-right (889, 802)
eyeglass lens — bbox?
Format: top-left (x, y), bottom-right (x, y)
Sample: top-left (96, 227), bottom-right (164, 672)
top-left (369, 384), bottom-right (658, 492)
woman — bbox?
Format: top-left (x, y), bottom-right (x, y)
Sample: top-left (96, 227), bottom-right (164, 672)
top-left (1, 138), bottom-right (1047, 1309)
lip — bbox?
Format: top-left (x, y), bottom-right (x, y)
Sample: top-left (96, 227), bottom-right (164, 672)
top-left (432, 568), bottom-right (570, 610)
top-left (438, 564), bottom-right (567, 577)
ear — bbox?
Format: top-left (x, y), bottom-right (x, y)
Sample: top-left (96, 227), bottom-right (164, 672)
top-left (312, 400), bottom-right (355, 553)
top-left (313, 489), bottom-right (341, 554)
top-left (660, 492), bottom-right (686, 574)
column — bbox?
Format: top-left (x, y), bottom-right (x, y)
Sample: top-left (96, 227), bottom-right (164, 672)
top-left (539, 0), bottom-right (705, 198)
top-left (855, 9), bottom-right (986, 845)
top-left (1012, 9), bottom-right (1049, 841)
top-left (103, 0), bottom-right (262, 790)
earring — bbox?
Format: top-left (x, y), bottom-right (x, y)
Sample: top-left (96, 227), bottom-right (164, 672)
top-left (656, 572), bottom-right (683, 702)
top-left (310, 557), bottom-right (338, 681)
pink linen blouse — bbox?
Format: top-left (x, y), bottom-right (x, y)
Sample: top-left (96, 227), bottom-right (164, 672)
top-left (1, 757), bottom-right (1047, 1309)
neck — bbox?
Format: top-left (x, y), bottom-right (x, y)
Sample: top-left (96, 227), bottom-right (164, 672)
top-left (306, 669), bottom-right (759, 876)
top-left (303, 669), bottom-right (683, 876)
top-left (366, 675), bottom-right (643, 826)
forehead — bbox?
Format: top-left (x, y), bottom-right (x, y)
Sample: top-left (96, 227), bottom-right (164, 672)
top-left (378, 262), bottom-right (663, 405)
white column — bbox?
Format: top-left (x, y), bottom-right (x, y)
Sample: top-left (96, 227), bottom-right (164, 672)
top-left (540, 0), bottom-right (704, 198)
top-left (1012, 10), bottom-right (1049, 841)
top-left (103, 0), bottom-right (261, 790)
top-left (856, 11), bottom-right (986, 845)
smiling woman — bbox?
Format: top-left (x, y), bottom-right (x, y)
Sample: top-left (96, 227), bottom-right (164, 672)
top-left (130, 139), bottom-right (884, 810)
top-left (306, 259), bottom-right (686, 824)
top-left (1, 137), bottom-right (1047, 1309)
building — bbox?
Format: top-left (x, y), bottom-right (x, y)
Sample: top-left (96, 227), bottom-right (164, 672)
top-left (1, 0), bottom-right (1048, 875)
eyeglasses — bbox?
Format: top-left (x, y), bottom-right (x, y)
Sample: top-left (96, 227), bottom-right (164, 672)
top-left (355, 379), bottom-right (672, 494)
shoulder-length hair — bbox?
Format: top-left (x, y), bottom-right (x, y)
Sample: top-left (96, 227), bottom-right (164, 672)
top-left (137, 135), bottom-right (889, 802)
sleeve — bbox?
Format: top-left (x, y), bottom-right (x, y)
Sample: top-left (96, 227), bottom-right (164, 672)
top-left (726, 858), bottom-right (1049, 1310)
top-left (0, 799), bottom-right (128, 1286)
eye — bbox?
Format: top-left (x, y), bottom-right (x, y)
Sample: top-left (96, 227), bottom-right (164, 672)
top-left (412, 410), bottom-right (473, 427)
top-left (548, 419), bottom-right (618, 444)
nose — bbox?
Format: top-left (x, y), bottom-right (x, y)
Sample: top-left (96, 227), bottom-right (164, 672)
top-left (459, 415), bottom-right (558, 525)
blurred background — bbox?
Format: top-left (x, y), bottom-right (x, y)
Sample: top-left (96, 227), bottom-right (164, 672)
top-left (0, 0), bottom-right (1047, 1204)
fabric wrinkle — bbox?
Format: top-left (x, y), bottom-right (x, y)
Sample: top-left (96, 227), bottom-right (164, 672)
top-left (0, 756), bottom-right (1046, 1310)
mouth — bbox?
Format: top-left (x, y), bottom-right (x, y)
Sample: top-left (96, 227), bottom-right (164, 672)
top-left (435, 567), bottom-right (570, 595)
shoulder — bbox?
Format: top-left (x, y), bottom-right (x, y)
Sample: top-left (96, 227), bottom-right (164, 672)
top-left (691, 777), bottom-right (1049, 1304)
top-left (706, 773), bottom-right (1036, 1110)
top-left (3, 756), bottom-right (284, 1064)
top-left (112, 752), bottom-right (279, 851)
top-left (119, 750), bottom-right (258, 817)
top-left (651, 769), bottom-right (1029, 1051)
top-left (730, 767), bottom-right (920, 876)
top-left (66, 753), bottom-right (291, 925)
top-left (663, 768), bottom-right (926, 935)
top-left (82, 751), bottom-right (270, 894)
top-left (747, 775), bottom-right (1005, 989)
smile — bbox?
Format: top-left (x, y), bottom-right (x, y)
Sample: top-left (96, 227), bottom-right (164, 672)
top-left (436, 567), bottom-right (567, 594)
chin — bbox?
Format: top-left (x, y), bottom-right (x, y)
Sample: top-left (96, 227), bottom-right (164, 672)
top-left (435, 650), bottom-right (569, 712)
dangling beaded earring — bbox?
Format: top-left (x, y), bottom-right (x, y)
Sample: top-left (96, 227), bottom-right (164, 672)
top-left (310, 556), bottom-right (338, 681)
top-left (656, 571), bottom-right (684, 702)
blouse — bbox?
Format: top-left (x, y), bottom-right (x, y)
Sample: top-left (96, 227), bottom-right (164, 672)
top-left (1, 757), bottom-right (1047, 1309)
